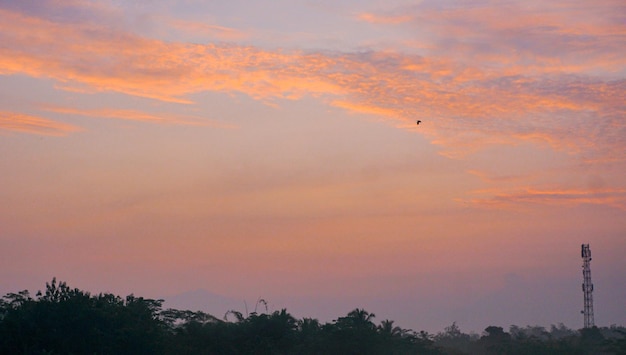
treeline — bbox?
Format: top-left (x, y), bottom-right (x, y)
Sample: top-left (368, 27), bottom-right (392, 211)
top-left (0, 279), bottom-right (624, 354)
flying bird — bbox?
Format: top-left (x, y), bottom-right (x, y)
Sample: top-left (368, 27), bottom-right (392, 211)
top-left (416, 120), bottom-right (421, 125)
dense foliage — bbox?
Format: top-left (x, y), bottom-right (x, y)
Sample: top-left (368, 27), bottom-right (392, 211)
top-left (0, 279), bottom-right (624, 354)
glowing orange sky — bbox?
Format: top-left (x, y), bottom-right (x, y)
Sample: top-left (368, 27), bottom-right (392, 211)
top-left (1, 0), bottom-right (624, 332)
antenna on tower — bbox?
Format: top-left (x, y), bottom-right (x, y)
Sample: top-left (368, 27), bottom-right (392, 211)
top-left (581, 244), bottom-right (595, 328)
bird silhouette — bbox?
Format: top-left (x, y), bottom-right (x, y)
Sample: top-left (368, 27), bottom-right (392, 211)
top-left (416, 120), bottom-right (421, 125)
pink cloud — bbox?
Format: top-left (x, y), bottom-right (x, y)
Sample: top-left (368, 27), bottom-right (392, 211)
top-left (363, 0), bottom-right (626, 75)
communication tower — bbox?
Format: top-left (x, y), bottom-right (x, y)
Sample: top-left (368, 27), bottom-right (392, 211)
top-left (581, 244), bottom-right (594, 328)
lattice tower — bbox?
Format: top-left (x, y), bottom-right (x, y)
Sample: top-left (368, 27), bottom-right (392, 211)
top-left (581, 244), bottom-right (594, 328)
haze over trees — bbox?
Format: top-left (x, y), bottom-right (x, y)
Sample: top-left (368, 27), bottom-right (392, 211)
top-left (1, 279), bottom-right (624, 354)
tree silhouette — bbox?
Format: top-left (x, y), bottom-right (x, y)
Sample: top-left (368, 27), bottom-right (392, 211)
top-left (478, 326), bottom-right (512, 355)
top-left (434, 322), bottom-right (476, 354)
top-left (378, 319), bottom-right (403, 337)
top-left (0, 278), bottom-right (166, 354)
top-left (1, 279), bottom-right (624, 354)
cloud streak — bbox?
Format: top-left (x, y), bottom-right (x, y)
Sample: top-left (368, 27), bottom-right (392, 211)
top-left (0, 111), bottom-right (80, 136)
top-left (357, 12), bottom-right (412, 25)
top-left (465, 187), bottom-right (626, 211)
top-left (41, 105), bottom-right (232, 128)
top-left (165, 18), bottom-right (249, 41)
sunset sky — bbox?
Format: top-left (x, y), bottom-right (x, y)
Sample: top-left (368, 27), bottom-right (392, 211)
top-left (1, 0), bottom-right (625, 333)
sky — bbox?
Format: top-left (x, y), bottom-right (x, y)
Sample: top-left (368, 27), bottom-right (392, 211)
top-left (0, 0), bottom-right (625, 333)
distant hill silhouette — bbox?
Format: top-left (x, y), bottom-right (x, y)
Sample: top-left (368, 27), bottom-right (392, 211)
top-left (163, 289), bottom-right (241, 317)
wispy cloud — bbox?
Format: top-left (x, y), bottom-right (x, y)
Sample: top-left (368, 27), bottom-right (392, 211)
top-left (357, 12), bottom-right (412, 25)
top-left (466, 187), bottom-right (626, 210)
top-left (0, 111), bottom-right (80, 136)
top-left (467, 170), bottom-right (533, 184)
top-left (41, 105), bottom-right (233, 128)
top-left (165, 18), bottom-right (248, 41)
top-left (360, 0), bottom-right (626, 74)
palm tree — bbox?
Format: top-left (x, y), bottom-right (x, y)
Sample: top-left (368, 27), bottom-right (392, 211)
top-left (378, 319), bottom-right (403, 337)
top-left (344, 308), bottom-right (376, 329)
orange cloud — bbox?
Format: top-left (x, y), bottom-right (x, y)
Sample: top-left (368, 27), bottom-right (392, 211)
top-left (467, 170), bottom-right (533, 184)
top-left (331, 100), bottom-right (401, 120)
top-left (0, 111), bottom-right (80, 136)
top-left (0, 7), bottom-right (346, 103)
top-left (41, 105), bottom-right (233, 128)
top-left (357, 12), bottom-right (412, 25)
top-left (0, 4), bottom-right (624, 162)
top-left (465, 187), bottom-right (626, 210)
